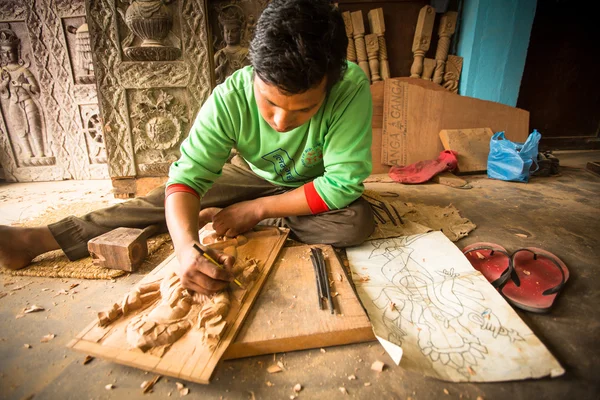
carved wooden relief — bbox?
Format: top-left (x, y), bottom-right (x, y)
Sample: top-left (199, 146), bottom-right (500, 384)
top-left (208, 0), bottom-right (267, 85)
top-left (0, 0), bottom-right (108, 182)
top-left (85, 0), bottom-right (213, 180)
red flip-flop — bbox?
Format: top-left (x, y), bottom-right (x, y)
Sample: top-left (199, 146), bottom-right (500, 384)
top-left (463, 243), bottom-right (512, 288)
top-left (501, 248), bottom-right (569, 313)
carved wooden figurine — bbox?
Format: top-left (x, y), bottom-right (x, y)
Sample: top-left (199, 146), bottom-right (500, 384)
top-left (421, 58), bottom-right (436, 81)
top-left (433, 11), bottom-right (458, 85)
top-left (410, 5), bottom-right (435, 79)
top-left (350, 11), bottom-right (371, 80)
top-left (367, 8), bottom-right (390, 80)
top-left (365, 34), bottom-right (381, 82)
top-left (442, 55), bottom-right (463, 93)
top-left (341, 12), bottom-right (357, 63)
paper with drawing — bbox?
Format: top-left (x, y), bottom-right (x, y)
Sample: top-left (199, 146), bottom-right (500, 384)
top-left (346, 231), bottom-right (565, 382)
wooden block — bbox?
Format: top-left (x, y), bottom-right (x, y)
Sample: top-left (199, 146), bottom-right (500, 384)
top-left (368, 8), bottom-right (385, 34)
top-left (381, 78), bottom-right (529, 167)
top-left (412, 5), bottom-right (435, 52)
top-left (439, 128), bottom-right (494, 173)
top-left (224, 245), bottom-right (375, 359)
top-left (443, 55), bottom-right (463, 93)
top-left (422, 58), bottom-right (436, 81)
top-left (88, 227), bottom-right (148, 272)
top-left (369, 81), bottom-right (389, 174)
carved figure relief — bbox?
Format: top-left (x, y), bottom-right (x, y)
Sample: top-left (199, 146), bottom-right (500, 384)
top-left (98, 231), bottom-right (260, 356)
top-left (0, 24), bottom-right (54, 167)
top-left (120, 0), bottom-right (182, 61)
top-left (213, 4), bottom-right (250, 85)
top-left (67, 22), bottom-right (95, 84)
top-left (130, 88), bottom-right (189, 176)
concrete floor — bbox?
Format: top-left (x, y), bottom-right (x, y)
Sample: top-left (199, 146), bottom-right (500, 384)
top-left (0, 151), bottom-right (598, 400)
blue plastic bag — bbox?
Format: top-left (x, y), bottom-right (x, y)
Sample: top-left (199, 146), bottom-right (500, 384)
top-left (487, 130), bottom-right (541, 182)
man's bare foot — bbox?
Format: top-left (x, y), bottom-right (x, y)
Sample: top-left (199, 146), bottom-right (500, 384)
top-left (0, 226), bottom-right (60, 270)
top-left (198, 207), bottom-right (222, 228)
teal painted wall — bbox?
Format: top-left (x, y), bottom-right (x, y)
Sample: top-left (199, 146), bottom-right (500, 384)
top-left (456, 0), bottom-right (537, 106)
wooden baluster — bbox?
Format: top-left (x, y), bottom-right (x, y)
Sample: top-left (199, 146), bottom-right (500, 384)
top-left (433, 11), bottom-right (458, 85)
top-left (365, 33), bottom-right (380, 82)
top-left (342, 11), bottom-right (357, 63)
top-left (351, 11), bottom-right (371, 80)
top-left (368, 8), bottom-right (390, 80)
top-left (410, 5), bottom-right (435, 78)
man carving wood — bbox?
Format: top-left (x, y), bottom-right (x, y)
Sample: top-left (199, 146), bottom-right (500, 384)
top-left (0, 0), bottom-right (375, 296)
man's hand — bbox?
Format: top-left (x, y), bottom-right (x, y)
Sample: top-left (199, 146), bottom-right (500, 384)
top-left (175, 243), bottom-right (236, 295)
top-left (212, 200), bottom-right (264, 237)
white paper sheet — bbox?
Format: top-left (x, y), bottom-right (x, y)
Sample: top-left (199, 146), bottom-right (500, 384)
top-left (346, 231), bottom-right (565, 382)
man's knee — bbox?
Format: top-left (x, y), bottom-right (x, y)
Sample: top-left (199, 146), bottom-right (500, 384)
top-left (329, 198), bottom-right (375, 247)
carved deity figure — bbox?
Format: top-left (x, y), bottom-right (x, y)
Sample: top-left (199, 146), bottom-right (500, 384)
top-left (214, 5), bottom-right (250, 85)
top-left (0, 27), bottom-right (48, 161)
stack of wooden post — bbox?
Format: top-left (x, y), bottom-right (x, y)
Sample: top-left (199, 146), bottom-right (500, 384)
top-left (410, 5), bottom-right (462, 93)
top-left (342, 8), bottom-right (390, 84)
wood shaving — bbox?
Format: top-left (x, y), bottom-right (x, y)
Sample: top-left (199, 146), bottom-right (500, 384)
top-left (277, 361), bottom-right (285, 370)
top-left (180, 387), bottom-right (189, 396)
top-left (41, 288), bottom-right (51, 292)
top-left (339, 387), bottom-right (348, 395)
top-left (10, 283), bottom-right (32, 291)
top-left (105, 384), bottom-right (115, 390)
top-left (364, 382), bottom-right (371, 387)
top-left (53, 289), bottom-right (69, 297)
top-left (0, 292), bottom-right (7, 299)
top-left (337, 273), bottom-right (343, 282)
top-left (293, 383), bottom-right (302, 393)
top-left (69, 283), bottom-right (79, 289)
top-left (24, 305), bottom-right (45, 314)
top-left (389, 302), bottom-right (396, 311)
top-left (467, 366), bottom-right (476, 375)
top-left (83, 355), bottom-right (94, 365)
top-left (475, 252), bottom-right (485, 259)
top-left (175, 382), bottom-right (185, 391)
top-left (40, 334), bottom-right (55, 343)
top-left (370, 360), bottom-right (385, 372)
top-left (320, 348), bottom-right (326, 353)
top-left (332, 292), bottom-right (339, 297)
top-left (523, 270), bottom-right (531, 276)
top-left (266, 381), bottom-right (274, 387)
top-left (24, 344), bottom-right (31, 349)
top-left (348, 374), bottom-right (356, 380)
top-left (141, 375), bottom-right (161, 394)
top-left (476, 397), bottom-right (484, 400)
top-left (515, 233), bottom-right (528, 238)
top-left (444, 388), bottom-right (449, 395)
top-left (290, 396), bottom-right (297, 400)
top-left (267, 365), bottom-right (282, 374)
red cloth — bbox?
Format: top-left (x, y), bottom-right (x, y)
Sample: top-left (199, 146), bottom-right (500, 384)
top-left (388, 150), bottom-right (458, 184)
top-left (165, 183), bottom-right (200, 200)
top-left (304, 181), bottom-right (330, 214)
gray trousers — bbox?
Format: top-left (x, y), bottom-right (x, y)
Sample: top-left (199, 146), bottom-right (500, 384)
top-left (49, 163), bottom-right (375, 261)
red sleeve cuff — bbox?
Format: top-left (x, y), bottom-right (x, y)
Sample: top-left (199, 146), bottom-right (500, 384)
top-left (165, 183), bottom-right (200, 200)
top-left (304, 182), bottom-right (330, 214)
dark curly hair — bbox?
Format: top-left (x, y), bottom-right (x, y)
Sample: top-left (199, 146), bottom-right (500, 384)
top-left (249, 0), bottom-right (348, 94)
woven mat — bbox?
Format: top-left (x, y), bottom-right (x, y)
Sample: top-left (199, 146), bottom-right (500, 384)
top-left (0, 200), bottom-right (173, 280)
top-left (362, 190), bottom-right (476, 242)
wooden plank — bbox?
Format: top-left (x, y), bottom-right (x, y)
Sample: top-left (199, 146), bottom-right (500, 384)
top-left (224, 245), bottom-right (375, 360)
top-left (381, 77), bottom-right (529, 167)
top-left (68, 228), bottom-right (288, 384)
top-left (439, 128), bottom-right (494, 173)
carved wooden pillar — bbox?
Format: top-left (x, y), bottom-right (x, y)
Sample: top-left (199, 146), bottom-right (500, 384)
top-left (0, 0), bottom-right (106, 182)
top-left (368, 8), bottom-right (390, 80)
top-left (342, 11), bottom-right (356, 64)
top-left (365, 33), bottom-right (380, 82)
top-left (433, 11), bottom-right (458, 85)
top-left (410, 5), bottom-right (435, 79)
top-left (85, 0), bottom-right (213, 197)
top-left (421, 58), bottom-right (436, 81)
top-left (350, 11), bottom-right (370, 80)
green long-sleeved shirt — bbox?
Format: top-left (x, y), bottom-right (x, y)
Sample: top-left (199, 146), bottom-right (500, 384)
top-left (167, 61), bottom-right (372, 210)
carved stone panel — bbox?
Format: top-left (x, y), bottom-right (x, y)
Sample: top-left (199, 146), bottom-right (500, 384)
top-left (0, 0), bottom-right (108, 182)
top-left (85, 0), bottom-right (213, 180)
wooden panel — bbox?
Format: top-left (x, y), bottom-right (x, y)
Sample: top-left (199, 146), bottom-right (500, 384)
top-left (439, 128), bottom-right (494, 174)
top-left (224, 245), bottom-right (375, 359)
top-left (68, 227), bottom-right (288, 384)
top-left (370, 81), bottom-right (389, 174)
top-left (381, 78), bottom-right (529, 166)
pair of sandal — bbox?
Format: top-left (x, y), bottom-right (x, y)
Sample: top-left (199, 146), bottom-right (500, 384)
top-left (463, 243), bottom-right (569, 313)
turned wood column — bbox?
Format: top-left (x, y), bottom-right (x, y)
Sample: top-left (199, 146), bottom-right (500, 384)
top-left (410, 5), bottom-right (435, 79)
top-left (433, 11), bottom-right (458, 85)
top-left (342, 11), bottom-right (357, 63)
top-left (351, 11), bottom-right (371, 80)
top-left (368, 8), bottom-right (390, 80)
top-left (365, 33), bottom-right (380, 82)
